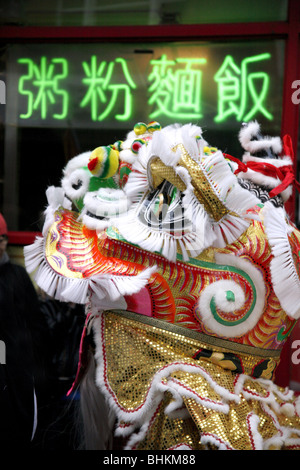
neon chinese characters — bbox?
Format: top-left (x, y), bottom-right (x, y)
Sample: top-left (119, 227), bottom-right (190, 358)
top-left (18, 57), bottom-right (69, 120)
top-left (17, 52), bottom-right (274, 124)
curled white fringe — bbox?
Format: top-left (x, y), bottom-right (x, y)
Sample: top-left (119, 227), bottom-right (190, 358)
top-left (239, 121), bottom-right (282, 155)
top-left (92, 312), bottom-right (300, 450)
top-left (24, 236), bottom-right (157, 304)
top-left (113, 206), bottom-right (213, 263)
top-left (263, 202), bottom-right (300, 319)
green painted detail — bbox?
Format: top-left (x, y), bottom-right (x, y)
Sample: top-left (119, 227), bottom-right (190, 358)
top-left (170, 186), bottom-right (178, 203)
top-left (226, 290), bottom-right (235, 302)
top-left (88, 176), bottom-right (118, 192)
top-left (74, 196), bottom-right (84, 211)
top-left (177, 252), bottom-right (257, 327)
top-left (119, 166), bottom-right (132, 180)
top-left (209, 293), bottom-right (254, 327)
top-left (277, 322), bottom-right (296, 342)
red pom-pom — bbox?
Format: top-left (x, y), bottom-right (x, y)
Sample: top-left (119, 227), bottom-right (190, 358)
top-left (132, 142), bottom-right (141, 153)
top-left (88, 157), bottom-right (98, 172)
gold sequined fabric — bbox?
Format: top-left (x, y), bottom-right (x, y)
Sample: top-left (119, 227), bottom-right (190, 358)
top-left (93, 310), bottom-right (300, 450)
top-left (133, 393), bottom-right (206, 450)
top-left (149, 145), bottom-right (234, 222)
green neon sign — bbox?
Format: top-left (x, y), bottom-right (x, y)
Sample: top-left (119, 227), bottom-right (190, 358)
top-left (148, 55), bottom-right (207, 120)
top-left (18, 57), bottom-right (69, 120)
top-left (16, 51), bottom-right (274, 125)
top-left (80, 56), bottom-right (137, 121)
top-left (214, 53), bottom-right (273, 123)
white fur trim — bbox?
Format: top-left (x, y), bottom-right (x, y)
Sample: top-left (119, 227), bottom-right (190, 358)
top-left (167, 443), bottom-right (193, 450)
top-left (239, 121), bottom-right (260, 147)
top-left (239, 121), bottom-right (282, 155)
top-left (277, 187), bottom-right (293, 203)
top-left (63, 151), bottom-right (91, 176)
top-left (120, 126), bottom-right (155, 164)
top-left (83, 188), bottom-right (129, 218)
top-left (246, 137), bottom-right (282, 154)
top-left (114, 207), bottom-right (212, 263)
top-left (119, 149), bottom-right (137, 164)
top-left (93, 313), bottom-right (240, 439)
top-left (243, 154), bottom-right (293, 168)
top-left (80, 211), bottom-right (110, 232)
top-left (24, 236), bottom-right (45, 273)
top-left (238, 170), bottom-right (293, 202)
top-left (239, 166), bottom-right (279, 188)
top-left (61, 168), bottom-right (91, 200)
top-left (199, 279), bottom-right (246, 314)
top-left (200, 433), bottom-right (233, 450)
top-left (238, 152), bottom-right (294, 201)
top-left (81, 187), bottom-right (129, 231)
top-left (117, 129), bottom-right (215, 262)
top-left (263, 202), bottom-right (300, 319)
top-left (89, 291), bottom-right (127, 311)
top-left (246, 412), bottom-right (263, 450)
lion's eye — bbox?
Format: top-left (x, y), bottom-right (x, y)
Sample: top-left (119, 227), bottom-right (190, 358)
top-left (72, 180), bottom-right (83, 190)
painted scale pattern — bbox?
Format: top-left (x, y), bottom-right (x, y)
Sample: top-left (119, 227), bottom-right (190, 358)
top-left (46, 208), bottom-right (297, 351)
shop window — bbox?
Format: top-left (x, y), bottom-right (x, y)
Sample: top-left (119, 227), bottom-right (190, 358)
top-left (0, 0), bottom-right (288, 27)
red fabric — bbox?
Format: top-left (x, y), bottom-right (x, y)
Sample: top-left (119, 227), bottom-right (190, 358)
top-left (0, 214), bottom-right (7, 236)
top-left (224, 136), bottom-right (300, 198)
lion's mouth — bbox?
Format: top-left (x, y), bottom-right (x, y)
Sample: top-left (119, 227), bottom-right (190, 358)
top-left (137, 180), bottom-right (191, 236)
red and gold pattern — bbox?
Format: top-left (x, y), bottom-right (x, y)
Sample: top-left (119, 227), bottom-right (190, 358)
top-left (45, 207), bottom-right (296, 356)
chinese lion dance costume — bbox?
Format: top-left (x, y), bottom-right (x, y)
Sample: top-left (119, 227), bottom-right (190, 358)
top-left (25, 120), bottom-right (300, 450)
